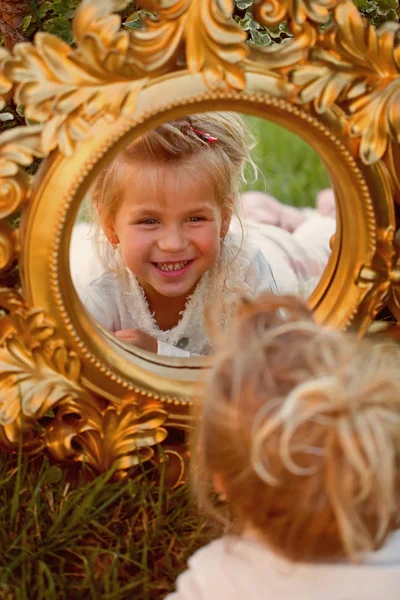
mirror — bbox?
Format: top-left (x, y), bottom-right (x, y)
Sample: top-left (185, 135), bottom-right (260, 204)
top-left (69, 114), bottom-right (336, 359)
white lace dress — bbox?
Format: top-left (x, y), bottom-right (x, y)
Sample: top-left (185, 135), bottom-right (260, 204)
top-left (70, 216), bottom-right (335, 357)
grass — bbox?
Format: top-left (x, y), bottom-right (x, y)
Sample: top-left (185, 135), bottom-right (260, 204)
top-left (0, 451), bottom-right (221, 600)
top-left (244, 116), bottom-right (331, 207)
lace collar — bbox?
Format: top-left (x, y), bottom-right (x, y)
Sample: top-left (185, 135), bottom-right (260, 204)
top-left (120, 230), bottom-right (252, 353)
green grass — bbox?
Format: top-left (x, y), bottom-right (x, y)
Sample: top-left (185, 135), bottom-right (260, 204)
top-left (0, 451), bottom-right (220, 600)
top-left (244, 116), bottom-right (331, 208)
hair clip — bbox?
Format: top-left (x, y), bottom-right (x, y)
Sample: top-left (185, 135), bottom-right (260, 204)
top-left (190, 127), bottom-right (218, 144)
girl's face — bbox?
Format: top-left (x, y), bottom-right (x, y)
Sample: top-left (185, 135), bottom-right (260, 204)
top-left (105, 161), bottom-right (231, 302)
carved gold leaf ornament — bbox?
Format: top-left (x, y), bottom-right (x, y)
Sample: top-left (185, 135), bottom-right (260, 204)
top-left (246, 25), bottom-right (318, 81)
top-left (0, 290), bottom-right (82, 450)
top-left (43, 395), bottom-right (105, 463)
top-left (382, 141), bottom-right (400, 205)
top-left (4, 0), bottom-right (148, 157)
top-left (0, 47), bottom-right (12, 110)
top-left (151, 444), bottom-right (191, 488)
top-left (376, 229), bottom-right (400, 319)
top-left (0, 333), bottom-right (83, 427)
top-left (0, 290), bottom-right (168, 473)
top-left (356, 227), bottom-right (397, 324)
top-left (128, 0), bottom-right (192, 73)
top-left (0, 221), bottom-right (19, 274)
top-left (0, 126), bottom-right (44, 179)
top-left (72, 0), bottom-right (133, 47)
top-left (0, 416), bottom-right (42, 453)
top-left (290, 1), bottom-right (400, 164)
top-left (133, 0), bottom-right (249, 89)
top-left (0, 0), bottom-right (399, 473)
top-left (184, 0), bottom-right (249, 89)
top-left (0, 287), bottom-right (26, 313)
top-left (74, 401), bottom-right (168, 475)
top-left (45, 397), bottom-right (168, 477)
top-left (0, 125), bottom-right (44, 219)
top-left (252, 0), bottom-right (340, 28)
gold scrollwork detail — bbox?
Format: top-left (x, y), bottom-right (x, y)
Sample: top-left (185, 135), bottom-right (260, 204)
top-left (1, 0), bottom-right (250, 162)
top-left (0, 125), bottom-right (45, 216)
top-left (382, 141), bottom-right (400, 205)
top-left (2, 0), bottom-right (248, 162)
top-left (4, 0), bottom-right (148, 157)
top-left (0, 290), bottom-right (172, 473)
top-left (252, 0), bottom-right (340, 28)
top-left (387, 231), bottom-right (400, 318)
top-left (0, 47), bottom-right (12, 109)
top-left (152, 443), bottom-right (191, 488)
top-left (133, 0), bottom-right (249, 89)
top-left (357, 227), bottom-right (399, 324)
top-left (1, 0), bottom-right (400, 167)
top-left (0, 296), bottom-right (85, 450)
top-left (290, 1), bottom-right (400, 165)
top-left (0, 221), bottom-right (19, 274)
top-left (45, 395), bottom-right (168, 479)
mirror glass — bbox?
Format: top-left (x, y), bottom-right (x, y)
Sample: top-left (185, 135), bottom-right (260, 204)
top-left (69, 113), bottom-right (335, 358)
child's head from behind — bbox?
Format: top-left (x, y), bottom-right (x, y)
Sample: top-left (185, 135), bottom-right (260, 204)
top-left (90, 113), bottom-right (253, 302)
top-left (196, 294), bottom-right (400, 562)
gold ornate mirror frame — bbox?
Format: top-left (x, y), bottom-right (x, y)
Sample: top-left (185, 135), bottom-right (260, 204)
top-left (1, 0), bottom-right (400, 476)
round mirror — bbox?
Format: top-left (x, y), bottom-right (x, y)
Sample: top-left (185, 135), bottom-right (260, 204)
top-left (69, 114), bottom-right (336, 361)
top-left (22, 80), bottom-right (392, 403)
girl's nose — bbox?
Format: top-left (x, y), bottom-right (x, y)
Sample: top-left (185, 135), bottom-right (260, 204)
top-left (157, 227), bottom-right (188, 253)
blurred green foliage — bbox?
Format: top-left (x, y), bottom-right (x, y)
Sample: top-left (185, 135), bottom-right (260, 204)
top-left (244, 117), bottom-right (330, 207)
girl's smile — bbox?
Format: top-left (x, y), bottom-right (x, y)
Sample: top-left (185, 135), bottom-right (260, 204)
top-left (152, 259), bottom-right (194, 276)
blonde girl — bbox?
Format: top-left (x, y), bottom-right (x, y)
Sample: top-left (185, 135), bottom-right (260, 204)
top-left (167, 294), bottom-right (400, 599)
top-left (71, 113), bottom-right (334, 356)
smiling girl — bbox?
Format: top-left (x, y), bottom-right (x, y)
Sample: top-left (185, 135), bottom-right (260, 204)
top-left (73, 113), bottom-right (334, 356)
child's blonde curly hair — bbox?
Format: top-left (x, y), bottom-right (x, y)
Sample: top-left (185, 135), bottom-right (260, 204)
top-left (195, 294), bottom-right (400, 563)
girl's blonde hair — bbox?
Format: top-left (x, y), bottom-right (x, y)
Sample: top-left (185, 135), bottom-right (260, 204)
top-left (90, 112), bottom-right (256, 234)
top-left (195, 294), bottom-right (400, 563)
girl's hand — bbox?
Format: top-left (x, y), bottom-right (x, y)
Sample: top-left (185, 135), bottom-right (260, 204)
top-left (114, 329), bottom-right (157, 353)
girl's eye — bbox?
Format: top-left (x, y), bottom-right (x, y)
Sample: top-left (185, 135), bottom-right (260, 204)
top-left (188, 216), bottom-right (205, 223)
top-left (138, 219), bottom-right (158, 225)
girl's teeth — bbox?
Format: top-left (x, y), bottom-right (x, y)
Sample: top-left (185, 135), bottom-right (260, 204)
top-left (158, 261), bottom-right (188, 272)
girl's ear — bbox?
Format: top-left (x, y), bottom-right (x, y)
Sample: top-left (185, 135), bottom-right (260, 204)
top-left (103, 219), bottom-right (120, 246)
top-left (213, 473), bottom-right (228, 502)
top-left (221, 211), bottom-right (232, 238)
top-left (95, 199), bottom-right (120, 245)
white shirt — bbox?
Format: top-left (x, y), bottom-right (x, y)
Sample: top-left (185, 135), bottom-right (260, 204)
top-left (166, 530), bottom-right (400, 600)
top-left (70, 216), bottom-right (335, 357)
